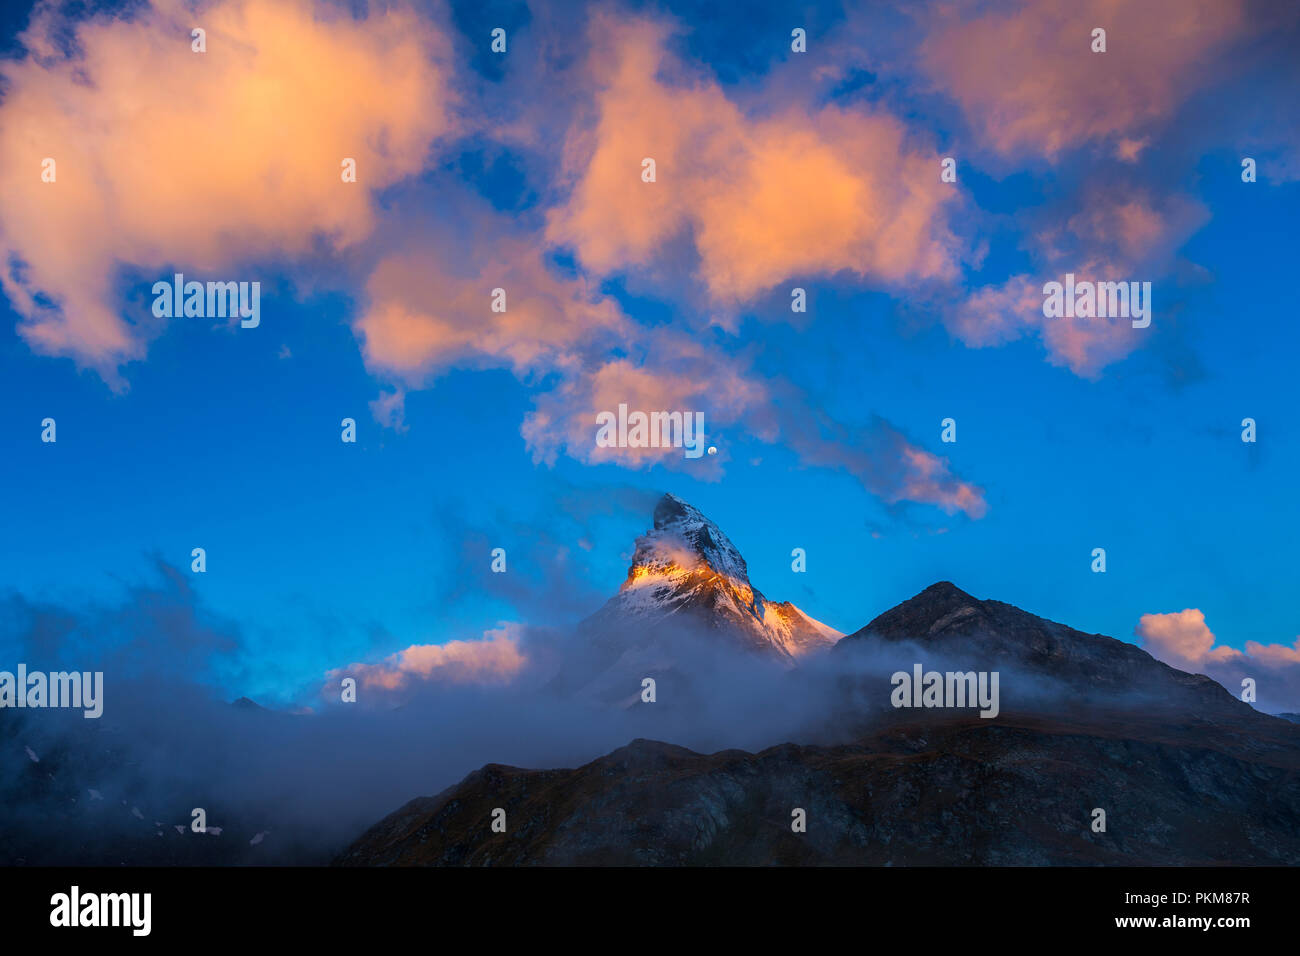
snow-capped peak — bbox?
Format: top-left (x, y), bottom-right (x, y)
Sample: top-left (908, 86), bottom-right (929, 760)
top-left (625, 493), bottom-right (750, 587)
top-left (603, 493), bottom-right (840, 661)
top-left (556, 492), bottom-right (841, 702)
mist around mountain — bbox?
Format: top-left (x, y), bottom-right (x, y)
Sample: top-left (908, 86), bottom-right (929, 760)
top-left (335, 495), bottom-right (1300, 866)
top-left (4, 493), bottom-right (1296, 866)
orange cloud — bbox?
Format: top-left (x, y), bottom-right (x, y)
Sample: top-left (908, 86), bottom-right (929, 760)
top-left (356, 221), bottom-right (985, 513)
top-left (0, 0), bottom-right (454, 377)
top-left (920, 0), bottom-right (1248, 159)
top-left (546, 11), bottom-right (961, 303)
top-left (326, 625), bottom-right (528, 695)
top-left (355, 219), bottom-right (770, 472)
top-left (355, 237), bottom-right (627, 382)
top-left (1244, 637), bottom-right (1300, 668)
top-left (1137, 610), bottom-right (1300, 712)
top-left (1136, 609), bottom-right (1243, 671)
top-left (898, 446), bottom-right (989, 519)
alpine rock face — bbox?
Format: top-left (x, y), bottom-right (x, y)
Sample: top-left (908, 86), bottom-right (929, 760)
top-left (552, 493), bottom-right (840, 699)
top-left (835, 581), bottom-right (1249, 717)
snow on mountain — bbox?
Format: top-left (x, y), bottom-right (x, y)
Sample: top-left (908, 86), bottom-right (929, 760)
top-left (562, 494), bottom-right (840, 697)
top-left (632, 493), bottom-right (752, 584)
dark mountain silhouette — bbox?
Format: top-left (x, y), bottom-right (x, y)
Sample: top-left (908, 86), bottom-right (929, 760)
top-left (834, 580), bottom-right (1250, 718)
top-left (336, 714), bottom-right (1300, 866)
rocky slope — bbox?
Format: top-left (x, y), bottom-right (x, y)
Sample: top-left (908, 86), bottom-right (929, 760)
top-left (336, 712), bottom-right (1300, 866)
top-left (834, 581), bottom-right (1249, 717)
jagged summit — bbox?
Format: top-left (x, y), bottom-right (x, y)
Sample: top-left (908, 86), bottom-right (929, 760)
top-left (610, 493), bottom-right (839, 659)
top-left (555, 493), bottom-right (842, 701)
top-left (632, 492), bottom-right (750, 584)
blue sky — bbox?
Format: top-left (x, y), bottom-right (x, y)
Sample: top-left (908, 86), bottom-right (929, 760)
top-left (2, 0), bottom-right (1298, 708)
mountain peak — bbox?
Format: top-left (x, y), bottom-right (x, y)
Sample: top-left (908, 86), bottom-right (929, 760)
top-left (558, 494), bottom-right (840, 697)
top-left (847, 581), bottom-right (984, 640)
top-left (651, 492), bottom-right (694, 527)
top-left (913, 581), bottom-right (976, 604)
top-left (633, 493), bottom-right (750, 584)
top-left (837, 582), bottom-right (1249, 717)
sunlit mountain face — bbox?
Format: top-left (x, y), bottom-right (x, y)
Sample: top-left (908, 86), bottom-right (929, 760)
top-left (614, 494), bottom-right (841, 660)
top-left (550, 494), bottom-right (841, 703)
